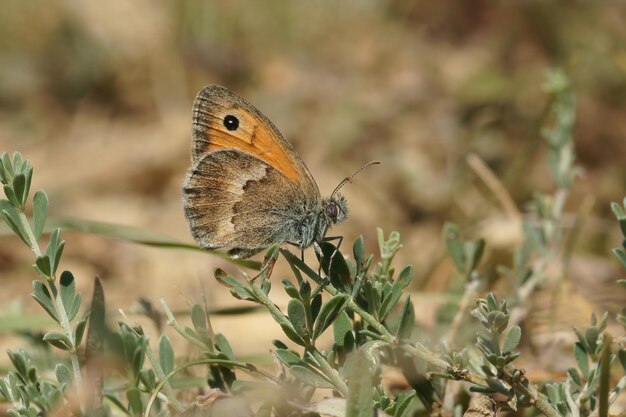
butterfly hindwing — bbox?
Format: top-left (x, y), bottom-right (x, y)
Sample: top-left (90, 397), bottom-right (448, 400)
top-left (183, 149), bottom-right (315, 256)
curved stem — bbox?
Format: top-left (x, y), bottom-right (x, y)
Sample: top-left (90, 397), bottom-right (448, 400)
top-left (144, 358), bottom-right (278, 417)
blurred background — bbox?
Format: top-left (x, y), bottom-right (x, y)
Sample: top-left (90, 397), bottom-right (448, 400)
top-left (1, 0), bottom-right (626, 372)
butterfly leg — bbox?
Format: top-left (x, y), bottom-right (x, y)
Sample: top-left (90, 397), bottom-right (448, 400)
top-left (318, 235), bottom-right (343, 279)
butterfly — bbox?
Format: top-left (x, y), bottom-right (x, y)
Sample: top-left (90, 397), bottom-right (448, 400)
top-left (183, 85), bottom-right (377, 259)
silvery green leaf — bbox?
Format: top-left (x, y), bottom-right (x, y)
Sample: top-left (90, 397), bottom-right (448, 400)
top-left (126, 387), bottom-right (143, 415)
top-left (158, 334), bottom-right (174, 375)
top-left (55, 364), bottom-right (72, 387)
top-left (574, 342), bottom-right (589, 377)
top-left (59, 271), bottom-right (77, 315)
top-left (74, 318), bottom-right (87, 347)
top-left (346, 350), bottom-right (374, 417)
top-left (35, 255), bottom-right (51, 277)
top-left (313, 294), bottom-right (349, 340)
top-left (191, 304), bottom-right (207, 332)
top-left (379, 265), bottom-right (412, 320)
top-left (396, 296), bottom-right (415, 340)
top-left (503, 325), bottom-right (521, 352)
top-left (32, 281), bottom-right (58, 322)
top-left (282, 279), bottom-right (300, 299)
top-left (1, 205), bottom-right (29, 246)
top-left (289, 365), bottom-right (334, 389)
top-left (32, 191), bottom-right (48, 240)
top-left (215, 333), bottom-right (235, 360)
top-left (333, 311), bottom-right (352, 347)
top-left (43, 332), bottom-right (72, 350)
top-left (353, 235), bottom-right (365, 267)
top-left (12, 174), bottom-right (26, 206)
top-left (274, 349), bottom-right (303, 367)
top-left (611, 202), bottom-right (625, 219)
top-left (215, 269), bottom-right (254, 301)
top-left (288, 298), bottom-right (308, 339)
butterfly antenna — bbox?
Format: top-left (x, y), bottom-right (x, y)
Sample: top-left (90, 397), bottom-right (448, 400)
top-left (331, 161), bottom-right (380, 198)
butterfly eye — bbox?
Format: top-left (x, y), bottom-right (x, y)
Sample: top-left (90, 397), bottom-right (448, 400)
top-left (325, 202), bottom-right (338, 220)
top-left (223, 114), bottom-right (239, 131)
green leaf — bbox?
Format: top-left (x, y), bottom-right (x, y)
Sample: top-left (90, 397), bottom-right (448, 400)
top-left (59, 271), bottom-right (80, 319)
top-left (274, 349), bottom-right (304, 367)
top-left (126, 387), bottom-right (143, 415)
top-left (333, 311), bottom-right (353, 347)
top-left (466, 238), bottom-right (485, 272)
top-left (567, 367), bottom-right (582, 387)
top-left (132, 344), bottom-right (146, 380)
top-left (611, 202), bottom-right (625, 219)
top-left (43, 332), bottom-right (73, 350)
top-left (158, 335), bottom-right (175, 375)
top-left (346, 350), bottom-right (374, 417)
top-left (3, 184), bottom-right (20, 208)
top-left (11, 153), bottom-right (22, 173)
top-left (299, 280), bottom-right (311, 300)
top-left (1, 205), bottom-right (29, 246)
top-left (0, 153), bottom-right (11, 183)
top-left (311, 293), bottom-right (322, 323)
top-left (393, 391), bottom-right (417, 417)
top-left (32, 190), bottom-right (48, 240)
top-left (86, 277), bottom-right (105, 369)
top-left (280, 248), bottom-right (322, 283)
top-left (32, 281), bottom-right (59, 323)
top-left (22, 165), bottom-right (32, 205)
top-left (574, 342), bottom-right (589, 377)
top-left (140, 369), bottom-right (156, 391)
top-left (35, 255), bottom-right (52, 277)
top-left (45, 228), bottom-right (60, 258)
top-left (74, 318), bottom-right (87, 347)
top-left (313, 294), bottom-right (349, 340)
top-left (215, 269), bottom-right (254, 300)
top-left (319, 241), bottom-right (352, 290)
top-left (282, 279), bottom-right (300, 299)
top-left (191, 304), bottom-right (208, 333)
top-left (396, 296), bottom-right (415, 340)
top-left (353, 235), bottom-right (365, 267)
top-left (289, 365), bottom-right (335, 389)
top-left (12, 174), bottom-right (26, 206)
top-left (379, 265), bottom-right (413, 320)
top-left (215, 333), bottom-right (235, 360)
top-left (8, 350), bottom-right (29, 379)
top-left (288, 299), bottom-right (308, 339)
top-left (55, 364), bottom-right (72, 387)
top-left (503, 325), bottom-right (522, 352)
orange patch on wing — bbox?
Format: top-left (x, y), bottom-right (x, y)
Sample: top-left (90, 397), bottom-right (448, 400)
top-left (201, 111), bottom-right (301, 182)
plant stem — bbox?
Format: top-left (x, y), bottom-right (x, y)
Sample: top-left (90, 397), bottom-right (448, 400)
top-left (160, 299), bottom-right (209, 350)
top-left (310, 350), bottom-right (349, 395)
top-left (514, 382), bottom-right (562, 417)
top-left (143, 342), bottom-right (184, 413)
top-left (144, 358), bottom-right (279, 417)
top-left (17, 211), bottom-right (83, 395)
top-left (445, 279), bottom-right (480, 349)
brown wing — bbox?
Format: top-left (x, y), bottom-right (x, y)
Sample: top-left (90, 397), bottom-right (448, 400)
top-left (191, 85), bottom-right (318, 195)
top-left (183, 150), bottom-right (317, 257)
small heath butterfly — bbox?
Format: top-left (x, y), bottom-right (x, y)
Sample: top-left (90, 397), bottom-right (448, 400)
top-left (183, 85), bottom-right (377, 259)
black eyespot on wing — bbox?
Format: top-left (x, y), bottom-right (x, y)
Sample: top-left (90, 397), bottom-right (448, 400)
top-left (223, 114), bottom-right (239, 131)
